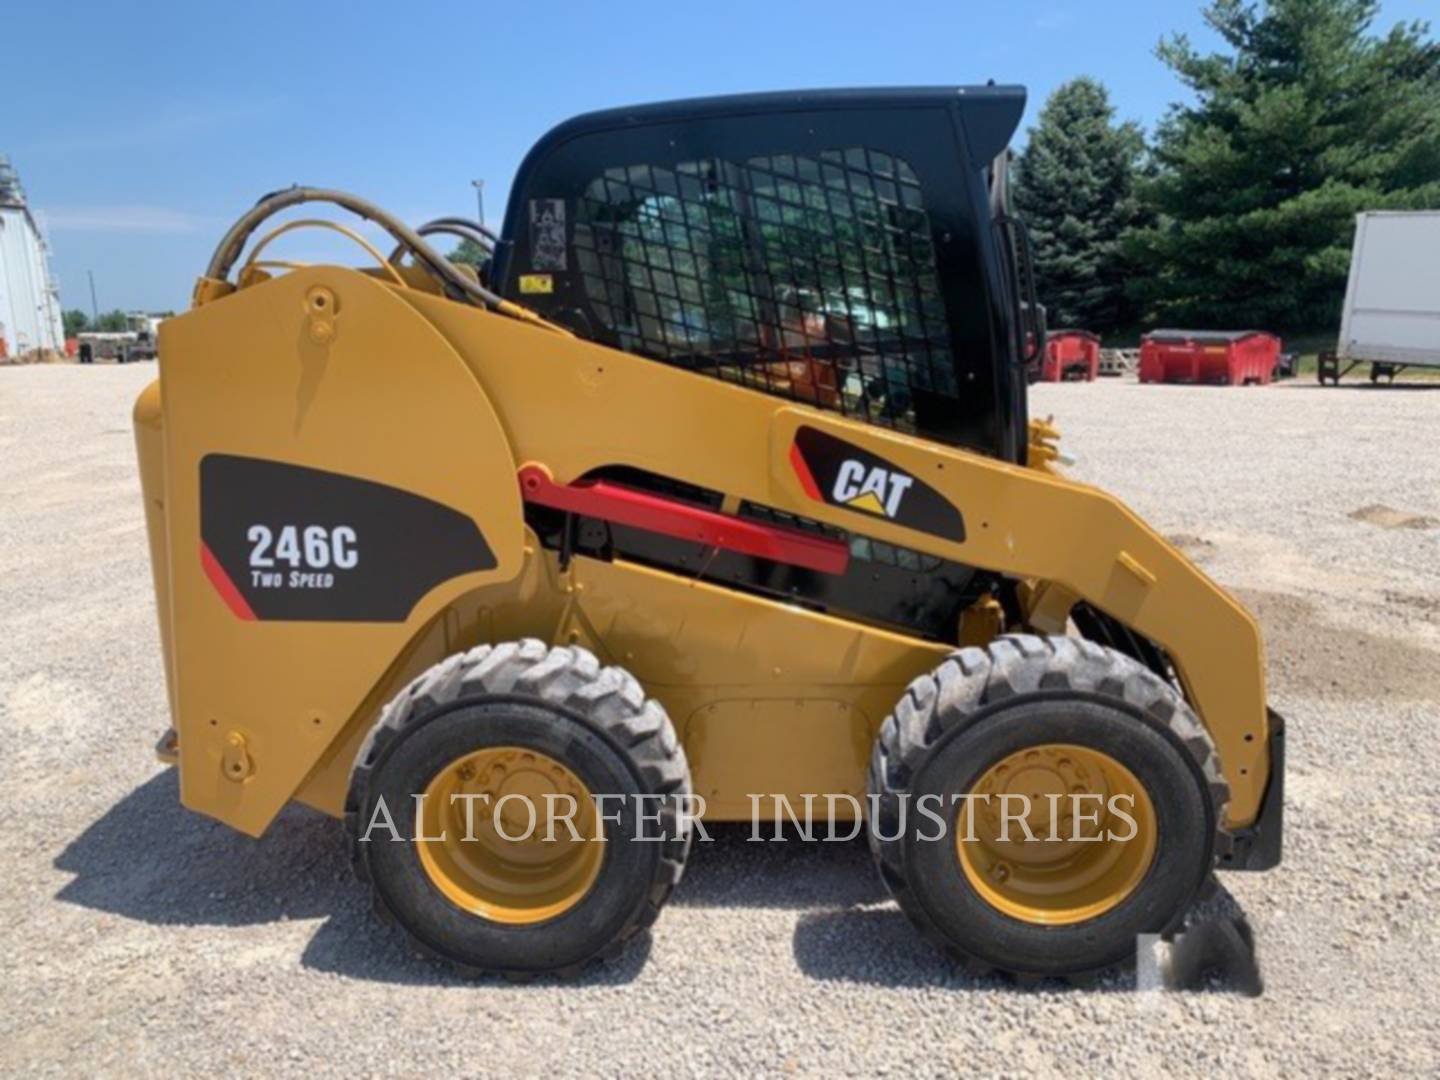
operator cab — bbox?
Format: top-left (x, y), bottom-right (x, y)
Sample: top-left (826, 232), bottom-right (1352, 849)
top-left (494, 87), bottom-right (1042, 464)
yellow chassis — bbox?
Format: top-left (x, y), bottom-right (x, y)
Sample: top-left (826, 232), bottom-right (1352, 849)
top-left (135, 267), bottom-right (1272, 837)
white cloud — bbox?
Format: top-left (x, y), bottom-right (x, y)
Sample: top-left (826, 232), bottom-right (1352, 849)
top-left (41, 206), bottom-right (207, 233)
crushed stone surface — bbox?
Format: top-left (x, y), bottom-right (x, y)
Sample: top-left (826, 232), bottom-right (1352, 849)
top-left (1, 366), bottom-right (1436, 1077)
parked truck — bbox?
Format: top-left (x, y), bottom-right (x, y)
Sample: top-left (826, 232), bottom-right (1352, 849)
top-left (75, 313), bottom-right (159, 364)
top-left (1320, 211), bottom-right (1440, 385)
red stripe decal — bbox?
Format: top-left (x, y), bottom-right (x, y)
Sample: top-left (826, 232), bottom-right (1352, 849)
top-left (200, 542), bottom-right (258, 621)
top-left (789, 441), bottom-right (823, 501)
top-left (519, 466), bottom-right (848, 576)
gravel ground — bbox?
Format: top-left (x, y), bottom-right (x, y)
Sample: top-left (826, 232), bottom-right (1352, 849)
top-left (1, 364), bottom-right (1437, 1078)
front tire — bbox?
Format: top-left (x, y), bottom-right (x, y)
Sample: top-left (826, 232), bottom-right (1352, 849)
top-left (868, 635), bottom-right (1228, 980)
top-left (346, 640), bottom-right (692, 978)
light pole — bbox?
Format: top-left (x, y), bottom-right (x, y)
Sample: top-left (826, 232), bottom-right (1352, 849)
top-left (471, 179), bottom-right (485, 228)
top-left (87, 270), bottom-right (98, 324)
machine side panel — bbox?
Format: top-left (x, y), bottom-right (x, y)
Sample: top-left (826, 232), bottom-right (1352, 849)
top-left (154, 269), bottom-right (523, 835)
top-left (401, 289), bottom-right (1271, 826)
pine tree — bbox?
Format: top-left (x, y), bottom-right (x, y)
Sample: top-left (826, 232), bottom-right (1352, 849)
top-left (1128, 0), bottom-right (1440, 331)
top-left (1014, 77), bottom-right (1148, 333)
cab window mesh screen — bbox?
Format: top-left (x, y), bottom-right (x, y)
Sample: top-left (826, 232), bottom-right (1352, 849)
top-left (573, 148), bottom-right (957, 434)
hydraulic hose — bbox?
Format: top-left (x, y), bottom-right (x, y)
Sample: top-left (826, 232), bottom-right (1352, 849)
top-left (203, 187), bottom-right (542, 323)
top-left (387, 217), bottom-right (498, 265)
top-left (423, 215), bottom-right (500, 247)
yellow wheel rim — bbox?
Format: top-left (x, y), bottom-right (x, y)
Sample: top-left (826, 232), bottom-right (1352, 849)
top-left (957, 743), bottom-right (1158, 926)
top-left (417, 746), bottom-right (603, 926)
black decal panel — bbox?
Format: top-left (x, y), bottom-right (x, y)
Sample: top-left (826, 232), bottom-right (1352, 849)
top-left (793, 426), bottom-right (965, 542)
top-left (200, 455), bottom-right (495, 622)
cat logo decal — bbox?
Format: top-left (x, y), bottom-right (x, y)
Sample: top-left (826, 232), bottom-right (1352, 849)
top-left (789, 427), bottom-right (966, 542)
top-left (830, 460), bottom-right (914, 519)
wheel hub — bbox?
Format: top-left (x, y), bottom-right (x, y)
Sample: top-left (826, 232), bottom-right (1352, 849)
top-left (417, 746), bottom-right (604, 925)
top-left (957, 743), bottom-right (1158, 925)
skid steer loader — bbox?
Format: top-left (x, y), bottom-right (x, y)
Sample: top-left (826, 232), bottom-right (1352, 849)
top-left (134, 87), bottom-right (1283, 981)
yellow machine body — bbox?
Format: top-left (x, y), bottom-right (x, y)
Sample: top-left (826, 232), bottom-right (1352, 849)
top-left (135, 266), bottom-right (1272, 838)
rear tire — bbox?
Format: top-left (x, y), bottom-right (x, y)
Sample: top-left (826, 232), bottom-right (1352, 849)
top-left (346, 639), bottom-right (692, 978)
top-left (868, 634), bottom-right (1228, 981)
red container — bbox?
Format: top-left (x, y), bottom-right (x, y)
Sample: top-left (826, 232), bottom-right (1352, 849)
top-left (1139, 330), bottom-right (1281, 386)
top-left (1042, 330), bottom-right (1100, 382)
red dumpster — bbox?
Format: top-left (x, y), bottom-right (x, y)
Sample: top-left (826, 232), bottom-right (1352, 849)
top-left (1139, 330), bottom-right (1281, 385)
top-left (1042, 330), bottom-right (1100, 381)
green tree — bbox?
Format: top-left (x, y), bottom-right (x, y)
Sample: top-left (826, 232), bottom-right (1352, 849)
top-left (1014, 77), bottom-right (1149, 333)
top-left (94, 310), bottom-right (130, 332)
top-left (1128, 0), bottom-right (1440, 331)
top-left (448, 239), bottom-right (488, 269)
top-left (62, 309), bottom-right (89, 337)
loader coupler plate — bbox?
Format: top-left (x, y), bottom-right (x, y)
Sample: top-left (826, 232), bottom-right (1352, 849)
top-left (1223, 708), bottom-right (1284, 871)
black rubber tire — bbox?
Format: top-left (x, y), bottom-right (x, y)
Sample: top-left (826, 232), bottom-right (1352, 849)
top-left (345, 639), bottom-right (692, 978)
top-left (867, 634), bottom-right (1229, 981)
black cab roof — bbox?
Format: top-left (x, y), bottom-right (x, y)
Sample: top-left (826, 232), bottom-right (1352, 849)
top-left (516, 86), bottom-right (1027, 173)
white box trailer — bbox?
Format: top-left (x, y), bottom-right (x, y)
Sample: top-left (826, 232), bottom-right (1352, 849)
top-left (1320, 211), bottom-right (1440, 384)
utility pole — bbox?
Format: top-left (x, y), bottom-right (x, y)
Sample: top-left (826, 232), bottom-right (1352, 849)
top-left (471, 179), bottom-right (485, 228)
top-left (87, 270), bottom-right (98, 324)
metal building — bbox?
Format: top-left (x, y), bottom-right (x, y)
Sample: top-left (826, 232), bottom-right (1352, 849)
top-left (0, 156), bottom-right (64, 358)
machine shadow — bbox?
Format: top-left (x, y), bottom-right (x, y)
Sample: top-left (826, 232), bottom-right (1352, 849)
top-left (54, 770), bottom-right (345, 928)
top-left (299, 908), bottom-right (655, 989)
top-left (792, 880), bottom-right (1264, 996)
top-left (56, 777), bottom-right (1261, 994)
top-left (52, 770), bottom-right (649, 988)
top-left (672, 822), bottom-right (886, 909)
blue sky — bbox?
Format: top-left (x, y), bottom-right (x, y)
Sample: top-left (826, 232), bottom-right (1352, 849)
top-left (4, 0), bottom-right (1434, 313)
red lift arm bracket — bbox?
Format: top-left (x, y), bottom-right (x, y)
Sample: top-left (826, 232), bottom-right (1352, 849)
top-left (517, 465), bottom-right (850, 576)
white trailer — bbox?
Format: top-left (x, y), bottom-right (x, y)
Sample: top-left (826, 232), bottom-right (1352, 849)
top-left (1320, 210), bottom-right (1440, 385)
